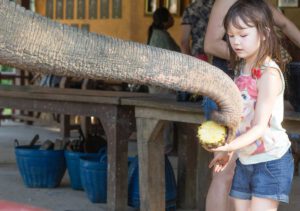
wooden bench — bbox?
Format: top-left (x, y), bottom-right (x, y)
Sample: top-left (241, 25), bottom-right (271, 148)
top-left (283, 110), bottom-right (300, 176)
top-left (0, 84), bottom-right (149, 211)
top-left (1, 85), bottom-right (299, 211)
top-left (121, 97), bottom-right (208, 210)
top-left (121, 96), bottom-right (300, 211)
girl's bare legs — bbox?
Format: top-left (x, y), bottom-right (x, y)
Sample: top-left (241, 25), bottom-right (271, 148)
top-left (205, 154), bottom-right (236, 211)
top-left (250, 197), bottom-right (279, 211)
top-left (233, 197), bottom-right (279, 211)
top-left (233, 198), bottom-right (250, 211)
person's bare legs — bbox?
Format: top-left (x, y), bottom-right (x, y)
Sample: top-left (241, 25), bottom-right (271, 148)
top-left (205, 154), bottom-right (236, 211)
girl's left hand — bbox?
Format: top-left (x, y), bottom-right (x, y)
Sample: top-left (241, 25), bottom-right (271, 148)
top-left (209, 151), bottom-right (231, 172)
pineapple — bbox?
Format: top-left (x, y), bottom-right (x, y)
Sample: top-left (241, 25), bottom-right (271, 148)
top-left (197, 121), bottom-right (227, 149)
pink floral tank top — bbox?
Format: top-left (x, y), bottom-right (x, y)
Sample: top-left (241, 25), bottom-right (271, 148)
top-left (235, 60), bottom-right (291, 165)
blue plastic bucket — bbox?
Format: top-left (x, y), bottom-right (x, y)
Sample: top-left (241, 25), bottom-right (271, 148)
top-left (65, 147), bottom-right (107, 190)
top-left (128, 155), bottom-right (177, 210)
top-left (15, 145), bottom-right (66, 188)
top-left (80, 154), bottom-right (134, 203)
top-left (65, 151), bottom-right (98, 190)
top-left (80, 155), bottom-right (107, 203)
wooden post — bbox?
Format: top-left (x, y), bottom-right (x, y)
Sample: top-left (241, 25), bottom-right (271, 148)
top-left (196, 143), bottom-right (213, 210)
top-left (136, 117), bottom-right (166, 211)
top-left (176, 123), bottom-right (198, 209)
top-left (100, 106), bottom-right (135, 211)
top-left (60, 114), bottom-right (71, 138)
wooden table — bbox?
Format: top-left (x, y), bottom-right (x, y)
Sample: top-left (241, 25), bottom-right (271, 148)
top-left (122, 97), bottom-right (211, 211)
top-left (0, 85), bottom-right (148, 211)
top-left (283, 110), bottom-right (300, 134)
top-left (122, 97), bottom-right (300, 211)
top-left (2, 85), bottom-right (299, 211)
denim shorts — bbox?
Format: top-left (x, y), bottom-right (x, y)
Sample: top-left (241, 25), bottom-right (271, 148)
top-left (230, 148), bottom-right (294, 203)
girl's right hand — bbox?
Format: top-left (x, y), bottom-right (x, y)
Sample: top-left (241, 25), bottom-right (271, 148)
top-left (208, 151), bottom-right (231, 172)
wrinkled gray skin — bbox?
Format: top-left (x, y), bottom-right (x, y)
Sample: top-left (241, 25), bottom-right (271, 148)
top-left (0, 0), bottom-right (242, 142)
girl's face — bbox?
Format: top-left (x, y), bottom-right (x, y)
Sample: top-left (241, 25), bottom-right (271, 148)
top-left (227, 17), bottom-right (261, 63)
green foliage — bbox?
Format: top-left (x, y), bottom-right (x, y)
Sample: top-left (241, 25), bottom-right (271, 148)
top-left (0, 65), bottom-right (14, 72)
top-left (2, 108), bottom-right (12, 115)
top-left (0, 65), bottom-right (14, 85)
top-left (0, 65), bottom-right (14, 114)
top-left (0, 80), bottom-right (13, 85)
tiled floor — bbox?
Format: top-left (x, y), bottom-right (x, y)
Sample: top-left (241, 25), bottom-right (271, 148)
top-left (0, 121), bottom-right (298, 211)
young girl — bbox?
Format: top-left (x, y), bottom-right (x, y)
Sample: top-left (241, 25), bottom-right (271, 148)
top-left (210, 0), bottom-right (294, 210)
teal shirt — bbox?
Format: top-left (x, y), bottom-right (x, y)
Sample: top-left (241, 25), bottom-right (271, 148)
top-left (148, 29), bottom-right (181, 52)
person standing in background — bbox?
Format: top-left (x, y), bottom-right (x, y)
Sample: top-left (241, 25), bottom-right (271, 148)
top-left (147, 7), bottom-right (181, 53)
top-left (147, 6), bottom-right (180, 96)
top-left (181, 3), bottom-right (235, 209)
top-left (180, 0), bottom-right (215, 102)
top-left (181, 1), bottom-right (234, 210)
top-left (181, 0), bottom-right (213, 61)
top-left (147, 7), bottom-right (180, 154)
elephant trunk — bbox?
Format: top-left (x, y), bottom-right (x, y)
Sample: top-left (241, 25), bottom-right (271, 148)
top-left (0, 0), bottom-right (242, 137)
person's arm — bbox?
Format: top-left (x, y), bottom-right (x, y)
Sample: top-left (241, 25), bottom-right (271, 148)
top-left (180, 24), bottom-right (192, 55)
top-left (204, 0), bottom-right (235, 60)
top-left (270, 4), bottom-right (300, 48)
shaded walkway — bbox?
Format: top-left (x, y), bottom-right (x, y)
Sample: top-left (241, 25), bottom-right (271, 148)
top-left (0, 121), bottom-right (298, 210)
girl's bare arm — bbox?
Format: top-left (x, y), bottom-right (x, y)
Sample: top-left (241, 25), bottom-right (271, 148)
top-left (213, 67), bottom-right (282, 152)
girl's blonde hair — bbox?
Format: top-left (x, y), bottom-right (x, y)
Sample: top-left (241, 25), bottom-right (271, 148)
top-left (223, 0), bottom-right (282, 71)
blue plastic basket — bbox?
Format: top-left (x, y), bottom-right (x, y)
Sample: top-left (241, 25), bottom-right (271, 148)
top-left (79, 154), bottom-right (134, 204)
top-left (65, 147), bottom-right (107, 190)
top-left (15, 145), bottom-right (66, 188)
top-left (64, 151), bottom-right (98, 190)
top-left (80, 155), bottom-right (107, 203)
top-left (128, 155), bottom-right (177, 210)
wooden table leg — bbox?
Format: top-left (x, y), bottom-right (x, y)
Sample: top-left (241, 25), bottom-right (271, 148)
top-left (176, 123), bottom-right (198, 209)
top-left (196, 144), bottom-right (212, 211)
top-left (100, 106), bottom-right (135, 211)
top-left (60, 114), bottom-right (71, 138)
top-left (80, 116), bottom-right (90, 141)
top-left (136, 117), bottom-right (166, 211)
top-left (177, 123), bottom-right (212, 210)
